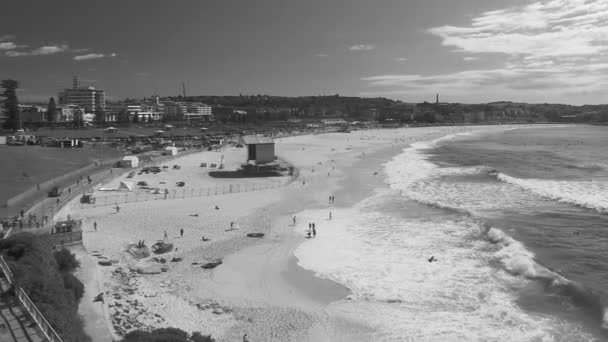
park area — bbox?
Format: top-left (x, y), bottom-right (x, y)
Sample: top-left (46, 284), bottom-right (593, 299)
top-left (0, 145), bottom-right (124, 205)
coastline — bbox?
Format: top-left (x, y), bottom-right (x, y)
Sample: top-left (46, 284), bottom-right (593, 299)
top-left (61, 125), bottom-right (510, 341)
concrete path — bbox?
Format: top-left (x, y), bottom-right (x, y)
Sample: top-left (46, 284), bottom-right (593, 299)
top-left (0, 273), bottom-right (48, 342)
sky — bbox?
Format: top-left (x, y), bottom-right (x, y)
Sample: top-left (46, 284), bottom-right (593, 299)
top-left (1, 0), bottom-right (608, 105)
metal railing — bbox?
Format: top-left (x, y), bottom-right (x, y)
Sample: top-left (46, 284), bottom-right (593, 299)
top-left (0, 237), bottom-right (64, 342)
top-left (87, 178), bottom-right (291, 208)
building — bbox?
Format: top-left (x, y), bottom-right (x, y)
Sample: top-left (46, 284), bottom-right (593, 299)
top-left (241, 135), bottom-right (275, 164)
top-left (58, 75), bottom-right (106, 113)
top-left (19, 105), bottom-right (47, 123)
top-left (184, 103), bottom-right (213, 122)
top-left (57, 105), bottom-right (85, 122)
top-left (321, 118), bottom-right (347, 126)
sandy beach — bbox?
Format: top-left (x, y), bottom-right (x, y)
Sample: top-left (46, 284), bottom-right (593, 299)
top-left (61, 125), bottom-right (511, 341)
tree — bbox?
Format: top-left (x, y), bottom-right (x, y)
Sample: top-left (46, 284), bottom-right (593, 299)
top-left (95, 107), bottom-right (105, 126)
top-left (46, 97), bottom-right (57, 123)
top-left (1, 79), bottom-right (20, 130)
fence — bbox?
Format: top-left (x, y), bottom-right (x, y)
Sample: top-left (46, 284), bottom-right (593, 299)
top-left (0, 232), bottom-right (64, 342)
top-left (88, 178), bottom-right (290, 208)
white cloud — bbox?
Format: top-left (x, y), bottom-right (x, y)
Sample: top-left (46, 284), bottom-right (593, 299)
top-left (0, 42), bottom-right (16, 50)
top-left (394, 57), bottom-right (407, 62)
top-left (362, 0), bottom-right (608, 104)
top-left (74, 52), bottom-right (118, 61)
top-left (349, 44), bottom-right (375, 51)
top-left (5, 51), bottom-right (29, 57)
top-left (74, 53), bottom-right (105, 61)
top-left (314, 53), bottom-right (328, 57)
top-left (31, 44), bottom-right (69, 55)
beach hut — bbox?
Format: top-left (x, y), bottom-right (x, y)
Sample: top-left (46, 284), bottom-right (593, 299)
top-left (105, 127), bottom-right (117, 133)
top-left (163, 124), bottom-right (174, 131)
top-left (154, 130), bottom-right (165, 137)
top-left (120, 156), bottom-right (139, 168)
top-left (241, 135), bottom-right (275, 164)
top-left (0, 136), bottom-right (6, 145)
top-left (163, 146), bottom-right (178, 156)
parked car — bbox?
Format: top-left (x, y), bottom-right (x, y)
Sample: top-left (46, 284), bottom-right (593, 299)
top-left (48, 187), bottom-right (62, 197)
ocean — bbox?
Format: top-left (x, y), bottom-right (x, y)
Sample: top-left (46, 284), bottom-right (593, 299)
top-left (295, 125), bottom-right (608, 341)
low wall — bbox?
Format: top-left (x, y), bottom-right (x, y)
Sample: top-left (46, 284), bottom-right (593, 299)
top-left (45, 231), bottom-right (83, 247)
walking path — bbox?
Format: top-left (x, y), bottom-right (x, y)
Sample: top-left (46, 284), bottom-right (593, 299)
top-left (0, 273), bottom-right (47, 342)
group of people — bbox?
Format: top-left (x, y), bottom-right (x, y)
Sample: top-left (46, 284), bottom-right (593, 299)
top-left (306, 222), bottom-right (317, 238)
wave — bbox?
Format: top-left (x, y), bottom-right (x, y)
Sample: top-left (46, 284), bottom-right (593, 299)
top-left (497, 173), bottom-right (608, 214)
top-left (486, 226), bottom-right (607, 327)
top-left (383, 132), bottom-right (608, 333)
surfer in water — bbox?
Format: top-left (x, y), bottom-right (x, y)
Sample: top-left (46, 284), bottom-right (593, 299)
top-left (428, 256), bottom-right (437, 263)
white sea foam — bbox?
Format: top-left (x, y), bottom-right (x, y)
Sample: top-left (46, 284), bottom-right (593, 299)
top-left (383, 134), bottom-right (538, 214)
top-left (497, 173), bottom-right (608, 213)
top-left (294, 203), bottom-right (592, 340)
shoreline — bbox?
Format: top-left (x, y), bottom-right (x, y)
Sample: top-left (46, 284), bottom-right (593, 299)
top-left (64, 125), bottom-right (507, 341)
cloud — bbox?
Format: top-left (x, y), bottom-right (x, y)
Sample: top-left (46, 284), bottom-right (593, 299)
top-left (0, 42), bottom-right (16, 50)
top-left (5, 51), bottom-right (29, 57)
top-left (314, 53), bottom-right (328, 57)
top-left (429, 0), bottom-right (608, 60)
top-left (0, 35), bottom-right (15, 42)
top-left (74, 53), bottom-right (105, 61)
top-left (32, 44), bottom-right (69, 55)
top-left (348, 44), bottom-right (375, 51)
top-left (73, 52), bottom-right (118, 61)
top-left (361, 0), bottom-right (608, 104)
top-left (394, 57), bottom-right (407, 62)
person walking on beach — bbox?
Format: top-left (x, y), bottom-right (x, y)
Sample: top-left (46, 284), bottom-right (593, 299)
top-left (293, 216), bottom-right (296, 225)
top-left (329, 195), bottom-right (332, 204)
top-left (163, 230), bottom-right (168, 240)
top-left (312, 226), bottom-right (316, 238)
top-left (20, 209), bottom-right (24, 218)
top-left (115, 203), bottom-right (120, 213)
top-left (329, 211), bottom-right (332, 220)
top-left (180, 228), bottom-right (184, 237)
top-left (243, 333), bottom-right (249, 342)
top-left (94, 221), bottom-right (97, 232)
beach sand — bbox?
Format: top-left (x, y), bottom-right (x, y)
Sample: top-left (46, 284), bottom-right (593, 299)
top-left (65, 126), bottom-right (507, 341)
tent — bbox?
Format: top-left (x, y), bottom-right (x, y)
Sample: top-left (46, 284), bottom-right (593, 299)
top-left (105, 127), bottom-right (117, 133)
top-left (164, 146), bottom-right (178, 156)
top-left (121, 156), bottom-right (139, 168)
top-left (99, 181), bottom-right (134, 192)
top-left (117, 181), bottom-right (134, 191)
top-left (154, 130), bottom-right (165, 136)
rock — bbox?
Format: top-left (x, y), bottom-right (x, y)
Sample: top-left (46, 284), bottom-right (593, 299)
top-left (247, 233), bottom-right (265, 238)
top-left (126, 244), bottom-right (151, 259)
top-left (201, 259), bottom-right (222, 269)
top-left (135, 263), bottom-right (163, 274)
top-left (98, 259), bottom-right (112, 266)
top-left (151, 241), bottom-right (174, 254)
top-left (170, 257), bottom-right (183, 262)
top-left (93, 293), bottom-right (104, 303)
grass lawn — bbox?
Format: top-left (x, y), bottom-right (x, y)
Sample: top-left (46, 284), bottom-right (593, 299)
top-left (0, 145), bottom-right (124, 204)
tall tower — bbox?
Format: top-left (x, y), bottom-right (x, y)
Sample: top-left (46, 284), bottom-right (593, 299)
top-left (182, 82), bottom-right (187, 98)
top-left (73, 75), bottom-right (80, 89)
